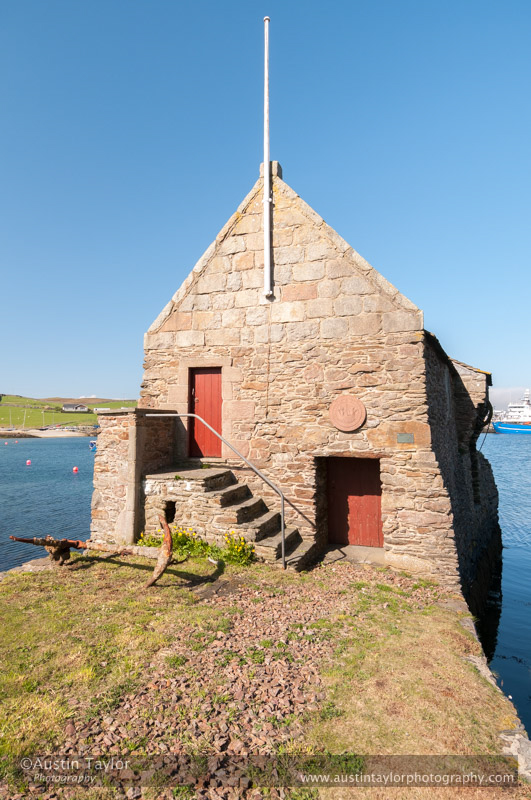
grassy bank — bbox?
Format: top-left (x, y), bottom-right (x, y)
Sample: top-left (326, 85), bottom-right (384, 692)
top-left (0, 396), bottom-right (137, 429)
top-left (0, 555), bottom-right (526, 799)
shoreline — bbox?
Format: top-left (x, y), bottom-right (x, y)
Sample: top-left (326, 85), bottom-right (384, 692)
top-left (0, 428), bottom-right (93, 438)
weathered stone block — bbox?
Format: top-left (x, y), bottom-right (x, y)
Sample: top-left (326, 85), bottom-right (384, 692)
top-left (192, 311), bottom-right (222, 330)
top-left (244, 233), bottom-right (264, 251)
top-left (271, 302), bottom-right (305, 323)
top-left (272, 229), bottom-right (294, 247)
top-left (222, 308), bottom-right (245, 327)
top-left (232, 214), bottom-right (261, 235)
top-left (223, 366), bottom-right (243, 382)
top-left (333, 296), bottom-right (363, 317)
top-left (204, 328), bottom-right (240, 346)
top-left (209, 256), bottom-right (231, 274)
top-left (341, 275), bottom-right (372, 294)
top-left (285, 321), bottom-right (319, 342)
top-left (226, 272), bottom-right (242, 292)
top-left (233, 251), bottom-right (254, 271)
top-left (195, 273), bottom-right (227, 294)
top-left (254, 323), bottom-right (285, 343)
top-left (179, 293), bottom-right (210, 312)
top-left (382, 311), bottom-right (423, 332)
top-left (144, 332), bottom-right (176, 350)
top-left (273, 264), bottom-right (292, 285)
top-left (366, 420), bottom-right (432, 449)
top-left (224, 401), bottom-right (255, 420)
top-left (246, 306), bottom-right (269, 326)
top-left (306, 242), bottom-right (337, 262)
top-left (292, 262), bottom-right (325, 282)
top-left (159, 312), bottom-right (192, 332)
top-left (217, 236), bottom-right (246, 256)
top-left (321, 318), bottom-right (348, 339)
top-left (326, 259), bottom-right (353, 279)
top-left (349, 315), bottom-right (382, 336)
top-left (306, 298), bottom-right (333, 318)
top-left (274, 245), bottom-right (304, 265)
top-left (211, 293), bottom-right (235, 310)
top-left (273, 208), bottom-right (307, 228)
top-left (235, 289), bottom-right (260, 308)
top-left (241, 270), bottom-right (264, 290)
top-left (282, 283), bottom-right (317, 301)
top-left (363, 294), bottom-right (396, 313)
top-left (317, 280), bottom-right (341, 298)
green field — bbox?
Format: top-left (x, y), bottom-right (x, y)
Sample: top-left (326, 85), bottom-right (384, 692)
top-left (0, 396), bottom-right (137, 429)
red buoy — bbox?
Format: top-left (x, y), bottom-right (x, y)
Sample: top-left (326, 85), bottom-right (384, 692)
top-left (26, 459), bottom-right (31, 466)
top-left (73, 466), bottom-right (79, 473)
top-left (4, 442), bottom-right (7, 446)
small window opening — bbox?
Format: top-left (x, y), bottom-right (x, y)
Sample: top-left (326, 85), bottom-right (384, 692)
top-left (165, 500), bottom-right (176, 524)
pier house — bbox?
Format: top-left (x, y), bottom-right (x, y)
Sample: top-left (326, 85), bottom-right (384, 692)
top-left (91, 163), bottom-right (500, 605)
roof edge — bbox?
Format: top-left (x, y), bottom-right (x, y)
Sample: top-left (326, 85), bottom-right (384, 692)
top-left (147, 177), bottom-right (264, 333)
top-left (424, 331), bottom-right (492, 386)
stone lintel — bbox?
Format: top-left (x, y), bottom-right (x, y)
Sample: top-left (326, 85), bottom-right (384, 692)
top-left (96, 408), bottom-right (180, 418)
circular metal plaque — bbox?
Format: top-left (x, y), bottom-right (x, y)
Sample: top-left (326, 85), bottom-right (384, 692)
top-left (329, 395), bottom-right (366, 432)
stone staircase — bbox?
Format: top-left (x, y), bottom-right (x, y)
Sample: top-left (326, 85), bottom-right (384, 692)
top-left (142, 461), bottom-right (319, 570)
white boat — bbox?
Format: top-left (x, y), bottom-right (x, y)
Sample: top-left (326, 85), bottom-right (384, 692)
top-left (492, 390), bottom-right (531, 434)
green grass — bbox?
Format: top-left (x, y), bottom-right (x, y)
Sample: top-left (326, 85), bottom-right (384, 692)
top-left (0, 553), bottom-right (224, 770)
top-left (0, 396), bottom-right (137, 429)
top-left (0, 407), bottom-right (98, 427)
top-left (0, 557), bottom-right (522, 800)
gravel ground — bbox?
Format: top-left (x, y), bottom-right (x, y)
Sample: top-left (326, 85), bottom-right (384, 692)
top-left (4, 563), bottom-right (445, 800)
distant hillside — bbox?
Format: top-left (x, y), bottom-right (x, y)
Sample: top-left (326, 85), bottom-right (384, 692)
top-left (1, 395), bottom-right (136, 408)
top-left (43, 397), bottom-right (137, 406)
top-left (0, 395), bottom-right (137, 429)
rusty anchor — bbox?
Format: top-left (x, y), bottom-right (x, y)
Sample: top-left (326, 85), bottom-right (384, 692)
top-left (10, 515), bottom-right (176, 588)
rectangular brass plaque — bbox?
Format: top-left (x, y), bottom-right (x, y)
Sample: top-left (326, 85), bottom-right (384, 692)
top-left (397, 433), bottom-right (415, 443)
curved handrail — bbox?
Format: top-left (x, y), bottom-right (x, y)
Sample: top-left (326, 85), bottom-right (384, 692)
top-left (144, 412), bottom-right (313, 569)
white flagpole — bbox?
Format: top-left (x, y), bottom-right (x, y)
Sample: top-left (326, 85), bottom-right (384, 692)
top-left (263, 16), bottom-right (273, 298)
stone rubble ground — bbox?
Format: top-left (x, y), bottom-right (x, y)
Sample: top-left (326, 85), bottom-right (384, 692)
top-left (4, 563), bottom-right (443, 800)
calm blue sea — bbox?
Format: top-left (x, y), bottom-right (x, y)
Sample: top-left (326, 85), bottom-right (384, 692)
top-left (480, 434), bottom-right (531, 733)
top-left (0, 438), bottom-right (94, 571)
top-left (0, 434), bottom-right (530, 730)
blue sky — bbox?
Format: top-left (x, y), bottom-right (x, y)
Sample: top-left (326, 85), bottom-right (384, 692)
top-left (1, 0), bottom-right (530, 403)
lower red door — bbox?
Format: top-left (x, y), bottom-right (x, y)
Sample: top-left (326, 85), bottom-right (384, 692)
top-left (327, 457), bottom-right (382, 547)
top-left (189, 368), bottom-right (222, 457)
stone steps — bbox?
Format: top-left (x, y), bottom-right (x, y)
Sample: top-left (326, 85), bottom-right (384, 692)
top-left (253, 527), bottom-right (302, 561)
top-left (284, 540), bottom-right (322, 571)
top-left (143, 460), bottom-right (319, 569)
top-left (210, 482), bottom-right (251, 507)
top-left (238, 510), bottom-right (282, 542)
top-left (216, 496), bottom-right (268, 525)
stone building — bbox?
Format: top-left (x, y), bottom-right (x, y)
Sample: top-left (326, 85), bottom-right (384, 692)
top-left (91, 162), bottom-right (499, 607)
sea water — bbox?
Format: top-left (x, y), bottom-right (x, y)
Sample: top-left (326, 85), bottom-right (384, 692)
top-left (0, 437), bottom-right (94, 571)
top-left (480, 434), bottom-right (531, 733)
top-left (0, 434), bottom-right (530, 731)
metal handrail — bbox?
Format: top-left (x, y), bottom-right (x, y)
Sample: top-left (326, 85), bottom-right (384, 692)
top-left (145, 412), bottom-right (298, 568)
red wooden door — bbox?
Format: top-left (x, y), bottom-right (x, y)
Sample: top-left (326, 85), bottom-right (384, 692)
top-left (189, 368), bottom-right (222, 457)
top-left (327, 458), bottom-right (382, 547)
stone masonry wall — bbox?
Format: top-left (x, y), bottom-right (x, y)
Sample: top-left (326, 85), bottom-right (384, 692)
top-left (133, 166), bottom-right (477, 588)
top-left (424, 339), bottom-right (500, 602)
top-left (91, 412), bottom-right (136, 544)
top-left (91, 411), bottom-right (175, 544)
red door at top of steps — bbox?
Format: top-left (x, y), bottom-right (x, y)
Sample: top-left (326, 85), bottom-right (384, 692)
top-left (327, 457), bottom-right (382, 547)
top-left (189, 368), bottom-right (222, 457)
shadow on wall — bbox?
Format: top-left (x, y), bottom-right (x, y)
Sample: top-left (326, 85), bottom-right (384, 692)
top-left (425, 340), bottom-right (502, 622)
